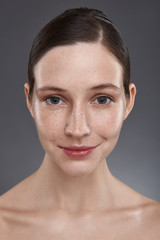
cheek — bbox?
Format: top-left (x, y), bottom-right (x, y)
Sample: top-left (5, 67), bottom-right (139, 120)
top-left (93, 104), bottom-right (125, 139)
top-left (33, 105), bottom-right (66, 144)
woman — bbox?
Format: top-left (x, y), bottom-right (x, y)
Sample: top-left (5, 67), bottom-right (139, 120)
top-left (0, 7), bottom-right (160, 239)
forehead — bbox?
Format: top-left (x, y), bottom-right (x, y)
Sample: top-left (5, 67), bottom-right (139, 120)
top-left (34, 42), bottom-right (123, 89)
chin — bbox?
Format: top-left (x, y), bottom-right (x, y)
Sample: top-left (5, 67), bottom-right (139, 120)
top-left (58, 160), bottom-right (98, 178)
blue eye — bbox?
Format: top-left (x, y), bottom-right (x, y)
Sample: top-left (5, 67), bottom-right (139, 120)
top-left (94, 96), bottom-right (111, 104)
top-left (45, 96), bottom-right (111, 105)
top-left (46, 97), bottom-right (63, 105)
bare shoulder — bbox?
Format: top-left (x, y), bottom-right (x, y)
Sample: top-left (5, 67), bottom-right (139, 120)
top-left (114, 178), bottom-right (160, 238)
top-left (0, 171), bottom-right (37, 208)
top-left (0, 205), bottom-right (6, 237)
top-left (0, 173), bottom-right (37, 227)
top-left (0, 194), bottom-right (11, 238)
top-left (138, 199), bottom-right (160, 239)
top-left (126, 188), bottom-right (160, 239)
top-left (142, 199), bottom-right (160, 225)
top-left (127, 194), bottom-right (160, 239)
top-left (0, 173), bottom-right (38, 239)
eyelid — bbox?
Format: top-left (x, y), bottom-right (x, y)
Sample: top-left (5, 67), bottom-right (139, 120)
top-left (92, 93), bottom-right (114, 102)
top-left (92, 96), bottom-right (112, 105)
top-left (44, 94), bottom-right (64, 100)
top-left (44, 95), bottom-right (66, 105)
top-left (43, 93), bottom-right (114, 105)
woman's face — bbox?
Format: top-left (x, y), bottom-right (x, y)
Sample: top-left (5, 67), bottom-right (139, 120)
top-left (25, 43), bottom-right (135, 177)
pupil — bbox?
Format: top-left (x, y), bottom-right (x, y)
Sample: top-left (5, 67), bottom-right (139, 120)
top-left (98, 96), bottom-right (107, 104)
top-left (51, 97), bottom-right (60, 104)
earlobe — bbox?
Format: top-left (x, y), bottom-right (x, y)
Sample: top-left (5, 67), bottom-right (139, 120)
top-left (24, 83), bottom-right (34, 119)
top-left (124, 83), bottom-right (136, 120)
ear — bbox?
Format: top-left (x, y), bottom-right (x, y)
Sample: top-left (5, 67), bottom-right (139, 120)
top-left (123, 83), bottom-right (136, 120)
top-left (24, 83), bottom-right (35, 119)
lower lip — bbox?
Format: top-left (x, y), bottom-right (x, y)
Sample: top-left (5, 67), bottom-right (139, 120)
top-left (61, 147), bottom-right (96, 158)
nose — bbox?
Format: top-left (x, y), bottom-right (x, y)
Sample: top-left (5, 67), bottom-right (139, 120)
top-left (65, 104), bottom-right (91, 138)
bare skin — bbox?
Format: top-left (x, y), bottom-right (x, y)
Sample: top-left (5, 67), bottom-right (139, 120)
top-left (0, 43), bottom-right (160, 239)
top-left (0, 167), bottom-right (160, 239)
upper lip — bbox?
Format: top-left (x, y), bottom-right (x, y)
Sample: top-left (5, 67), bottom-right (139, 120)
top-left (60, 145), bottom-right (99, 150)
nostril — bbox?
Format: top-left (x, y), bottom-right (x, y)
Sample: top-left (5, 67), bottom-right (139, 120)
top-left (64, 107), bottom-right (91, 137)
top-left (65, 117), bottom-right (91, 137)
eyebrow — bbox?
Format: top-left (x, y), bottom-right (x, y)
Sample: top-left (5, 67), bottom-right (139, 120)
top-left (36, 83), bottom-right (120, 93)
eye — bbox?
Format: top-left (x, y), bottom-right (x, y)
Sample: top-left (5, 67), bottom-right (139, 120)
top-left (94, 96), bottom-right (111, 105)
top-left (46, 96), bottom-right (63, 105)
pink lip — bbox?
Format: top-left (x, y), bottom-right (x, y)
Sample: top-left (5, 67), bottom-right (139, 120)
top-left (60, 145), bottom-right (98, 158)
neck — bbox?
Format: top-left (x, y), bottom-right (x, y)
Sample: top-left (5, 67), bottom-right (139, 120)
top-left (33, 153), bottom-right (115, 214)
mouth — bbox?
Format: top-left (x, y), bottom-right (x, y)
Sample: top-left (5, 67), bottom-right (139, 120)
top-left (59, 145), bottom-right (99, 158)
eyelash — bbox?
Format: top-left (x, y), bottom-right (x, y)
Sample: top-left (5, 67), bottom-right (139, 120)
top-left (44, 95), bottom-right (113, 106)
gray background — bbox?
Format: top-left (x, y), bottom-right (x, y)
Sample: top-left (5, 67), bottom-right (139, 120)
top-left (0, 0), bottom-right (160, 201)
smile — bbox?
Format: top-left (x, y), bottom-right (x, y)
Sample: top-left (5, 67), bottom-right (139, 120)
top-left (60, 145), bottom-right (98, 158)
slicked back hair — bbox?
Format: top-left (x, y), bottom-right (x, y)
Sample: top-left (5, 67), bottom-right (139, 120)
top-left (28, 7), bottom-right (130, 100)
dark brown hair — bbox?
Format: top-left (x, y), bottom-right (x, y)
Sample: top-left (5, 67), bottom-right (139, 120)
top-left (28, 7), bottom-right (130, 99)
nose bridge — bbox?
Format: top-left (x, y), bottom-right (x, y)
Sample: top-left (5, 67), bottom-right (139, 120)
top-left (65, 102), bottom-right (90, 137)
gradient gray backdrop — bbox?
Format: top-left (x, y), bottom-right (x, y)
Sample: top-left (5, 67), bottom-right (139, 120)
top-left (1, 0), bottom-right (160, 201)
